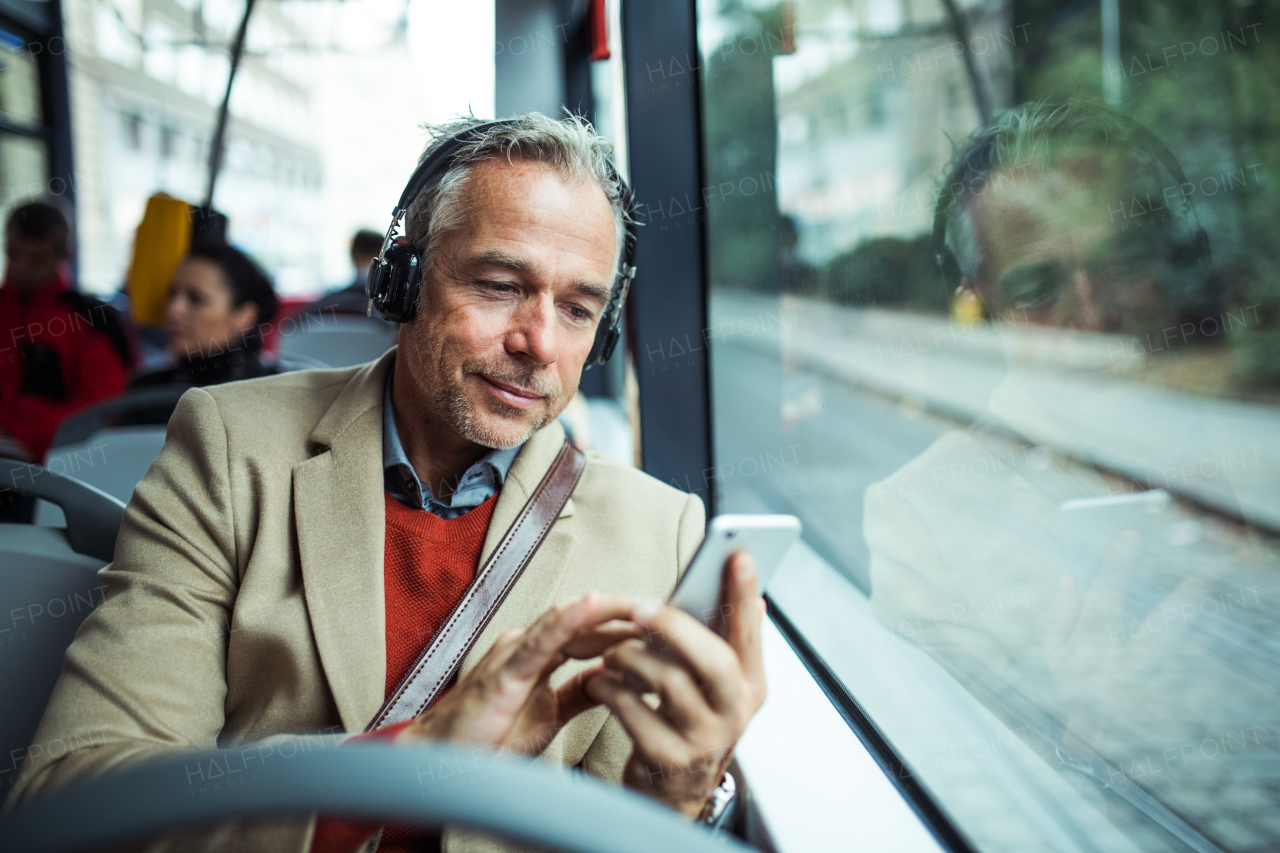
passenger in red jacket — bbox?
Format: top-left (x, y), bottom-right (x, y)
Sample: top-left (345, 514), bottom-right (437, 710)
top-left (0, 202), bottom-right (132, 462)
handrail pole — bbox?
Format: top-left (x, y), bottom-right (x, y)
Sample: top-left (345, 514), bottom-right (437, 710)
top-left (204, 0), bottom-right (259, 210)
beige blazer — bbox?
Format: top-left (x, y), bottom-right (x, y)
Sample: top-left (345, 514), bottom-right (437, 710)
top-left (10, 349), bottom-right (705, 852)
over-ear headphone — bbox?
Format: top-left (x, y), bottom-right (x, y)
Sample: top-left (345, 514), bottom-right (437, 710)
top-left (365, 118), bottom-right (640, 368)
top-left (931, 107), bottom-right (1211, 298)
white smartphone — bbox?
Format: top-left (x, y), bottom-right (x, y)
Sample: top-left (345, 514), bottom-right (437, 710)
top-left (1057, 489), bottom-right (1173, 585)
top-left (669, 514), bottom-right (802, 632)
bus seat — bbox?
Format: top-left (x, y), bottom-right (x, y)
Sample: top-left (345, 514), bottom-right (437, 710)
top-left (40, 388), bottom-right (188, 529)
top-left (1, 460), bottom-right (126, 562)
top-left (52, 387), bottom-right (189, 448)
top-left (0, 460), bottom-right (122, 789)
top-left (0, 525), bottom-right (108, 795)
top-left (277, 316), bottom-right (397, 368)
top-left (0, 742), bottom-right (750, 853)
top-left (36, 428), bottom-right (168, 528)
top-left (273, 352), bottom-right (331, 372)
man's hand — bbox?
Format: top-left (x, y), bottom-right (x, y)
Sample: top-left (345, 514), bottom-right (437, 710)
top-left (586, 552), bottom-right (767, 817)
top-left (399, 592), bottom-right (653, 755)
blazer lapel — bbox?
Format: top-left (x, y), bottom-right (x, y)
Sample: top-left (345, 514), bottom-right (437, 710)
top-left (294, 351), bottom-right (395, 731)
top-left (459, 420), bottom-right (579, 675)
top-left (293, 350), bottom-right (579, 720)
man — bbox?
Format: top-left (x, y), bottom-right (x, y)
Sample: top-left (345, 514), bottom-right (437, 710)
top-left (0, 201), bottom-right (131, 463)
top-left (938, 103), bottom-right (1190, 338)
top-left (9, 114), bottom-right (766, 852)
top-left (865, 100), bottom-right (1278, 845)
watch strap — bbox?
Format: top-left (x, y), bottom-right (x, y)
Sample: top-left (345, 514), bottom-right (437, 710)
top-left (698, 771), bottom-right (738, 831)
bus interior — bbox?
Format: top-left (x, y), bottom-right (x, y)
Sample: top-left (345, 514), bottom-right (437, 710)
top-left (0, 0), bottom-right (1278, 851)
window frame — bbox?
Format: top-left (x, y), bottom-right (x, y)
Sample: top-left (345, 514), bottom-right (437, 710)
top-left (620, 0), bottom-right (715, 503)
top-left (0, 0), bottom-right (76, 263)
top-left (620, 3), bottom-right (978, 851)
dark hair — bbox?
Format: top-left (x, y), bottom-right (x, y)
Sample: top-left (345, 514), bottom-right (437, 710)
top-left (351, 229), bottom-right (383, 258)
top-left (186, 243), bottom-right (279, 350)
top-left (7, 202), bottom-right (69, 252)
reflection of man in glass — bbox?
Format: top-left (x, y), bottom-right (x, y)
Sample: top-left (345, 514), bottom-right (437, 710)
top-left (866, 100), bottom-right (1279, 848)
top-left (942, 102), bottom-right (1204, 336)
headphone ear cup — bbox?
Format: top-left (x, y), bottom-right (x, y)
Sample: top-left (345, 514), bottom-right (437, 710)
top-left (366, 257), bottom-right (389, 305)
top-left (585, 262), bottom-right (635, 368)
top-left (586, 302), bottom-right (619, 368)
top-left (598, 326), bottom-right (622, 363)
top-left (370, 243), bottom-right (422, 323)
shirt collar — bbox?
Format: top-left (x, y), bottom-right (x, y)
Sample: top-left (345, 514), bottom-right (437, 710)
top-left (381, 366), bottom-right (521, 513)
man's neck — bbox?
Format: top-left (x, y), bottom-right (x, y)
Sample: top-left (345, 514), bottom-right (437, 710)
top-left (390, 357), bottom-right (489, 501)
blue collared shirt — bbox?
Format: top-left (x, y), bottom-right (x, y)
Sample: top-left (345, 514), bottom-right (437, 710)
top-left (382, 369), bottom-right (521, 518)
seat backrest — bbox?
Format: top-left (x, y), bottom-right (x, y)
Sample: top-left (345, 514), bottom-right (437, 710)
top-left (278, 316), bottom-right (396, 368)
top-left (51, 386), bottom-right (188, 448)
top-left (36, 428), bottom-right (168, 528)
top-left (0, 524), bottom-right (107, 799)
top-left (0, 460), bottom-right (124, 795)
top-left (1, 459), bottom-right (126, 563)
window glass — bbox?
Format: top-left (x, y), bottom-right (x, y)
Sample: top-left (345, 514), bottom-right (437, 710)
top-left (0, 131), bottom-right (51, 275)
top-left (696, 0), bottom-right (1280, 850)
top-left (0, 131), bottom-right (48, 209)
top-left (0, 29), bottom-right (42, 127)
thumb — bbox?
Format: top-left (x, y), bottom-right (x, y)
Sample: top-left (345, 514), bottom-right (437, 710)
top-left (552, 664), bottom-right (607, 725)
top-left (1046, 573), bottom-right (1080, 654)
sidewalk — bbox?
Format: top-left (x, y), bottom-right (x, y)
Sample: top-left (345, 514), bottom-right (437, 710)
top-left (715, 291), bottom-right (1280, 531)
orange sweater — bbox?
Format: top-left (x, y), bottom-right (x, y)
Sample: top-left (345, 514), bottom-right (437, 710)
top-left (311, 492), bottom-right (498, 853)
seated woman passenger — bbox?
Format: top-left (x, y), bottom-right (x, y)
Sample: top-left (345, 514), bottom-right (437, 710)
top-left (131, 243), bottom-right (280, 390)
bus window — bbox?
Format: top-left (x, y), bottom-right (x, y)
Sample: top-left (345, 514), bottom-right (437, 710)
top-left (694, 0), bottom-right (1280, 850)
top-left (0, 25), bottom-right (51, 247)
top-left (0, 30), bottom-right (42, 127)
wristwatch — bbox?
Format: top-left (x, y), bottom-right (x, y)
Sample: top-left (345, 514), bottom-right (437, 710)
top-left (698, 771), bottom-right (738, 831)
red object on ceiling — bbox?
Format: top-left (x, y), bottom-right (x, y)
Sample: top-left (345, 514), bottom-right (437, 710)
top-left (589, 0), bottom-right (611, 61)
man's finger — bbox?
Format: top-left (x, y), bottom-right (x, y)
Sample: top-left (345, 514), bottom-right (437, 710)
top-left (586, 671), bottom-right (689, 761)
top-left (553, 663), bottom-right (607, 723)
top-left (603, 639), bottom-right (712, 731)
top-left (563, 621), bottom-right (646, 659)
top-left (1046, 574), bottom-right (1080, 655)
top-left (506, 594), bottom-right (660, 681)
top-left (722, 552), bottom-right (765, 688)
top-left (642, 606), bottom-right (741, 712)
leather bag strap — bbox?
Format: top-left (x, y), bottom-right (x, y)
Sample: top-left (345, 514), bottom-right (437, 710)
top-left (366, 437), bottom-right (587, 731)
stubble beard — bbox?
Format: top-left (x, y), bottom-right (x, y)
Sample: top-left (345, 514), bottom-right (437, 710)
top-left (406, 330), bottom-right (566, 451)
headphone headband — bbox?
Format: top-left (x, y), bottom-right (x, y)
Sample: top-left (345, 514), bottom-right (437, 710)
top-left (365, 118), bottom-right (639, 369)
top-left (391, 120), bottom-right (512, 219)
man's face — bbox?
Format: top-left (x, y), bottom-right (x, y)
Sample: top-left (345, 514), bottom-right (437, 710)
top-left (398, 158), bottom-right (617, 450)
top-left (4, 229), bottom-right (67, 291)
top-left (970, 155), bottom-right (1168, 333)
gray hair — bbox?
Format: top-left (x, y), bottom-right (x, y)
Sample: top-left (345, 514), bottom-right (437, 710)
top-left (941, 99), bottom-right (1153, 284)
top-left (944, 200), bottom-right (983, 285)
top-left (404, 113), bottom-right (628, 306)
